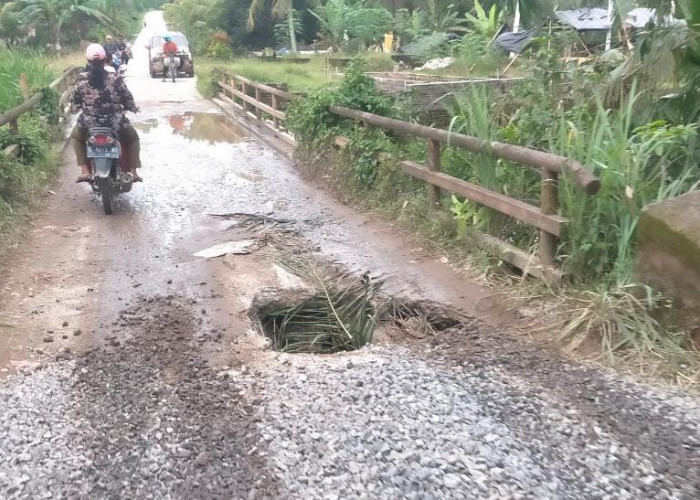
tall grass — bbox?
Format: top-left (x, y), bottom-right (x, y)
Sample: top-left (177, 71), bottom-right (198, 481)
top-left (445, 79), bottom-right (700, 377)
top-left (444, 81), bottom-right (700, 286)
top-left (0, 50), bottom-right (54, 112)
top-left (1, 49), bottom-right (59, 233)
top-left (555, 90), bottom-right (700, 284)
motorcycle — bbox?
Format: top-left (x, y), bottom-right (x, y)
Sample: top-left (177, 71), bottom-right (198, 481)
top-left (121, 46), bottom-right (132, 65)
top-left (110, 52), bottom-right (122, 73)
top-left (164, 53), bottom-right (178, 83)
top-left (86, 127), bottom-right (134, 214)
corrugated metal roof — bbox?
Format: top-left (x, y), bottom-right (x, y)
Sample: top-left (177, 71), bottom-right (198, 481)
top-left (553, 7), bottom-right (686, 31)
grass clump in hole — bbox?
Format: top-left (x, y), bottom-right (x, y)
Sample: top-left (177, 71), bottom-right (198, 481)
top-left (386, 300), bottom-right (464, 339)
top-left (257, 258), bottom-right (382, 354)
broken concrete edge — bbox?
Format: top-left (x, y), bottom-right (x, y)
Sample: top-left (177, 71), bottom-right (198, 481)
top-left (3, 144), bottom-right (20, 157)
top-left (476, 233), bottom-right (563, 286)
top-left (638, 191), bottom-right (700, 274)
top-left (636, 191), bottom-right (700, 341)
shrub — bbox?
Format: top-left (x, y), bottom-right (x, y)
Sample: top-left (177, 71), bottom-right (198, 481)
top-left (285, 60), bottom-right (394, 148)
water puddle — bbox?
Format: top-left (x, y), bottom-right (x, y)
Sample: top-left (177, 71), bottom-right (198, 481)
top-left (168, 113), bottom-right (246, 144)
top-left (133, 113), bottom-right (246, 144)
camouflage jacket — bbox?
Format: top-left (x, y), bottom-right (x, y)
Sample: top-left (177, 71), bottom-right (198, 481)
top-left (72, 72), bottom-right (137, 131)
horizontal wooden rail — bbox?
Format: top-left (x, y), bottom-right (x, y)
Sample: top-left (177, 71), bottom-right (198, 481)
top-left (225, 73), bottom-right (297, 101)
top-left (1, 66), bottom-right (80, 158)
top-left (218, 81), bottom-right (285, 119)
top-left (0, 66), bottom-right (80, 128)
top-left (401, 161), bottom-right (567, 236)
top-left (329, 105), bottom-right (600, 194)
top-left (0, 92), bottom-right (44, 128)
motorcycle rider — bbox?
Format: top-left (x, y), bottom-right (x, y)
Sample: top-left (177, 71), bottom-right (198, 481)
top-left (117, 36), bottom-right (130, 65)
top-left (103, 34), bottom-right (121, 71)
top-left (161, 34), bottom-right (179, 81)
top-left (71, 44), bottom-right (142, 183)
top-left (103, 34), bottom-right (119, 57)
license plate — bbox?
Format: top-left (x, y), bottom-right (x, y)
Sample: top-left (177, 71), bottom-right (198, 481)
top-left (87, 146), bottom-right (120, 158)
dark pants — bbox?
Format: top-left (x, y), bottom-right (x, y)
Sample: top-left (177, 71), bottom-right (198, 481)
top-left (71, 125), bottom-right (141, 170)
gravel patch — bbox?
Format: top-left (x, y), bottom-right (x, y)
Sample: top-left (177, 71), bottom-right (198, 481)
top-left (250, 343), bottom-right (698, 499)
top-left (0, 296), bottom-right (277, 499)
top-left (1, 295), bottom-right (699, 499)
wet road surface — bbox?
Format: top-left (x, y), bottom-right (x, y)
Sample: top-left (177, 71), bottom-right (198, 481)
top-left (1, 11), bottom-right (699, 499)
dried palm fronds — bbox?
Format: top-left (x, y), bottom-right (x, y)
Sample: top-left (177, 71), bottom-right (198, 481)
top-left (257, 257), bottom-right (382, 353)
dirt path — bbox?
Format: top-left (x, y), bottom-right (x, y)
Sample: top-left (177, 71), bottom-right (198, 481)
top-left (0, 11), bottom-right (699, 499)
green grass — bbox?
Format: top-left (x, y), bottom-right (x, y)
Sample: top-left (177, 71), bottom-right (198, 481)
top-left (1, 49), bottom-right (64, 235)
top-left (196, 53), bottom-right (399, 98)
top-left (196, 56), bottom-right (333, 97)
top-left (0, 51), bottom-right (55, 112)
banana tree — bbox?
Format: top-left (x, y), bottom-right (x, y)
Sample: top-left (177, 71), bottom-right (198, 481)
top-left (18, 0), bottom-right (110, 50)
top-left (459, 0), bottom-right (504, 37)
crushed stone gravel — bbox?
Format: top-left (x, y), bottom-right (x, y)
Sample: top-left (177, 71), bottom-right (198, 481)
top-left (1, 297), bottom-right (699, 499)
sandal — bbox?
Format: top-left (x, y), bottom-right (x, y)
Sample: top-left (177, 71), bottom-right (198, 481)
top-left (76, 176), bottom-right (93, 183)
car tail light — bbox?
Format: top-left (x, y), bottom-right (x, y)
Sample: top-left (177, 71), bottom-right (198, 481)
top-left (90, 134), bottom-right (115, 146)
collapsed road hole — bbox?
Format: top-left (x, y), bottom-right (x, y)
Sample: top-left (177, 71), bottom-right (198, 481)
top-left (252, 258), bottom-right (383, 354)
top-left (385, 300), bottom-right (464, 338)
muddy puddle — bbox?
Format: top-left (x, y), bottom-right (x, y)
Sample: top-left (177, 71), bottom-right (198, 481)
top-left (134, 112), bottom-right (246, 144)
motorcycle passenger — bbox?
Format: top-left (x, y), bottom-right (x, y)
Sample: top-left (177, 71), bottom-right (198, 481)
top-left (162, 34), bottom-right (179, 81)
top-left (71, 44), bottom-right (142, 183)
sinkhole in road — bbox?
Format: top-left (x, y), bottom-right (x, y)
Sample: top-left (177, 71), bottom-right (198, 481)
top-left (250, 258), bottom-right (466, 353)
top-left (253, 288), bottom-right (378, 354)
top-left (251, 292), bottom-right (465, 354)
top-left (386, 300), bottom-right (464, 339)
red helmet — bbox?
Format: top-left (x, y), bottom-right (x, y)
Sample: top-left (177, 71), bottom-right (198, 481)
top-left (86, 43), bottom-right (106, 62)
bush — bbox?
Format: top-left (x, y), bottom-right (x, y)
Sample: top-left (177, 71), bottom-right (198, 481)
top-left (207, 30), bottom-right (233, 59)
top-left (285, 60), bottom-right (394, 148)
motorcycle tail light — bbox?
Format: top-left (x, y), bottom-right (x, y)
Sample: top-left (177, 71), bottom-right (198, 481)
top-left (90, 134), bottom-right (115, 146)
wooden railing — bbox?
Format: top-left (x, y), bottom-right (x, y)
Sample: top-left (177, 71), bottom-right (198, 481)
top-left (0, 66), bottom-right (82, 157)
top-left (216, 72), bottom-right (298, 145)
top-left (329, 106), bottom-right (600, 277)
top-left (214, 74), bottom-right (601, 280)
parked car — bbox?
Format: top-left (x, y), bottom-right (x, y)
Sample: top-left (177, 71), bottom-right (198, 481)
top-left (147, 32), bottom-right (194, 78)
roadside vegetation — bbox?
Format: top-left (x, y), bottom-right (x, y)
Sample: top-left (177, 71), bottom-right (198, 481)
top-left (0, 51), bottom-right (59, 232)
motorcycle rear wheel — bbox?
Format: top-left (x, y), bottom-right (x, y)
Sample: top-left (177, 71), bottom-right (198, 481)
top-left (98, 177), bottom-right (115, 215)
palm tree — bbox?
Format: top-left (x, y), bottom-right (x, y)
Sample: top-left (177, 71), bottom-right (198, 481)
top-left (248, 0), bottom-right (298, 52)
top-left (18, 0), bottom-right (109, 50)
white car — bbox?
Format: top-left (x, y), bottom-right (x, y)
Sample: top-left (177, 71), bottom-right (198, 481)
top-left (147, 32), bottom-right (194, 78)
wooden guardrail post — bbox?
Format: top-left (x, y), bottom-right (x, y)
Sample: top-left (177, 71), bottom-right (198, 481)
top-left (241, 81), bottom-right (249, 115)
top-left (539, 169), bottom-right (559, 267)
top-left (271, 94), bottom-right (280, 129)
top-left (255, 87), bottom-right (262, 120)
top-left (427, 139), bottom-right (442, 208)
top-left (8, 119), bottom-right (19, 136)
top-left (230, 75), bottom-right (236, 105)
